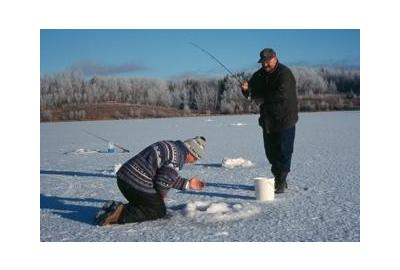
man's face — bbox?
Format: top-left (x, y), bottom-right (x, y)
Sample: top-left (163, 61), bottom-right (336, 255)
top-left (186, 152), bottom-right (198, 164)
top-left (261, 56), bottom-right (278, 73)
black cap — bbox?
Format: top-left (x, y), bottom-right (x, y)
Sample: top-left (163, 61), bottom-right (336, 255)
top-left (257, 48), bottom-right (276, 63)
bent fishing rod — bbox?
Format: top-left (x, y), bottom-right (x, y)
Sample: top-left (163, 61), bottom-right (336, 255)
top-left (84, 130), bottom-right (130, 153)
top-left (189, 42), bottom-right (243, 86)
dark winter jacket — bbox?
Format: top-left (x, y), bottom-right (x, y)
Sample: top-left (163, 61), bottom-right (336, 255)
top-left (243, 63), bottom-right (298, 132)
top-left (117, 140), bottom-right (189, 196)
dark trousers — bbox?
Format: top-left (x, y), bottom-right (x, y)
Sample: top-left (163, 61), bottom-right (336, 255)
top-left (117, 178), bottom-right (166, 224)
top-left (262, 126), bottom-right (296, 177)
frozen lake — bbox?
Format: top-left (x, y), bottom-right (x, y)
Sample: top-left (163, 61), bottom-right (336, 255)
top-left (40, 111), bottom-right (359, 241)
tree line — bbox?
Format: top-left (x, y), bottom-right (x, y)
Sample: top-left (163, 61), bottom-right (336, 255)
top-left (40, 66), bottom-right (360, 120)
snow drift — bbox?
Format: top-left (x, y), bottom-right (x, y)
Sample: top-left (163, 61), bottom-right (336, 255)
top-left (222, 158), bottom-right (255, 169)
top-left (182, 200), bottom-right (260, 222)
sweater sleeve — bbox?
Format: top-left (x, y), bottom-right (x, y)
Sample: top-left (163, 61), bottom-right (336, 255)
top-left (153, 165), bottom-right (189, 196)
top-left (247, 69), bottom-right (265, 100)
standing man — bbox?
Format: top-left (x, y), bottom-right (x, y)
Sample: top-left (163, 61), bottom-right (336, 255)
top-left (96, 136), bottom-right (207, 226)
top-left (241, 48), bottom-right (298, 193)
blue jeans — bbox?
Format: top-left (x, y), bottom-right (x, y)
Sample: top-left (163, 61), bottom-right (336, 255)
top-left (262, 126), bottom-right (296, 177)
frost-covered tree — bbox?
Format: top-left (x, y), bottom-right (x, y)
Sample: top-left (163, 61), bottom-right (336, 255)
top-left (292, 67), bottom-right (327, 97)
top-left (40, 66), bottom-right (359, 115)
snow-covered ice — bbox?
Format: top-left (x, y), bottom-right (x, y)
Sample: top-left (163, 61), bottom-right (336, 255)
top-left (222, 157), bottom-right (255, 168)
top-left (40, 112), bottom-right (360, 241)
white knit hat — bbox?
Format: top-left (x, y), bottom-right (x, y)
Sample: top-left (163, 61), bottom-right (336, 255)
top-left (184, 136), bottom-right (206, 159)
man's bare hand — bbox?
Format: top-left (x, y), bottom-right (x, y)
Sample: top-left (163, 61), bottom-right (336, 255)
top-left (241, 80), bottom-right (249, 92)
top-left (189, 177), bottom-right (205, 190)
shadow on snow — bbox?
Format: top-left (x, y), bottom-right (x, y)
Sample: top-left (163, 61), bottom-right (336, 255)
top-left (40, 169), bottom-right (114, 179)
top-left (206, 182), bottom-right (254, 191)
top-left (178, 181), bottom-right (255, 200)
top-left (40, 194), bottom-right (109, 225)
top-left (180, 190), bottom-right (254, 200)
top-left (193, 163), bottom-right (222, 168)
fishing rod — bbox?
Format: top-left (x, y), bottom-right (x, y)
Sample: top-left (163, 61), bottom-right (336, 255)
top-left (84, 130), bottom-right (130, 153)
top-left (189, 42), bottom-right (243, 85)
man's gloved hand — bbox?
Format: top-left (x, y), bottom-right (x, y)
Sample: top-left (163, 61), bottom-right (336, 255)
top-left (188, 177), bottom-right (206, 190)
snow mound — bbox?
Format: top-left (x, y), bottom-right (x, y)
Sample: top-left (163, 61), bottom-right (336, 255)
top-left (230, 122), bottom-right (247, 126)
top-left (183, 201), bottom-right (260, 222)
top-left (214, 231), bottom-right (229, 236)
top-left (100, 163), bottom-right (122, 176)
top-left (222, 157), bottom-right (255, 169)
top-left (113, 163), bottom-right (122, 174)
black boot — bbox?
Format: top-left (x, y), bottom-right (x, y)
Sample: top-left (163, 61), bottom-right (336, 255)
top-left (275, 172), bottom-right (288, 194)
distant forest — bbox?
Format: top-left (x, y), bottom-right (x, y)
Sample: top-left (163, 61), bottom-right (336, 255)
top-left (40, 66), bottom-right (360, 121)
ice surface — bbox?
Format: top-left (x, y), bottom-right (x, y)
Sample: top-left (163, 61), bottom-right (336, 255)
top-left (64, 148), bottom-right (100, 155)
top-left (40, 112), bottom-right (360, 241)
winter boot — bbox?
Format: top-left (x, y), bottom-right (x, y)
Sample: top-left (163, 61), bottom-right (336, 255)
top-left (101, 200), bottom-right (119, 211)
top-left (95, 200), bottom-right (119, 223)
top-left (275, 172), bottom-right (288, 194)
top-left (96, 202), bottom-right (124, 226)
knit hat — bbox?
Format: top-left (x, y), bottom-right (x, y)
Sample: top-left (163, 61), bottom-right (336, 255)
top-left (184, 136), bottom-right (206, 160)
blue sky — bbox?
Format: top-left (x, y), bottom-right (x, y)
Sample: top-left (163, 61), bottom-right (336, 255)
top-left (40, 29), bottom-right (359, 79)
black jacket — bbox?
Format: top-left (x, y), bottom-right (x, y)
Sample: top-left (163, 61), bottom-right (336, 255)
top-left (243, 63), bottom-right (298, 132)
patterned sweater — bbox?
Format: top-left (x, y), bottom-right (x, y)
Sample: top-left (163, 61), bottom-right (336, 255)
top-left (117, 140), bottom-right (189, 196)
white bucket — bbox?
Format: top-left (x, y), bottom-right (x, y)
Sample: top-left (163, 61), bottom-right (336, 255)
top-left (254, 177), bottom-right (275, 201)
